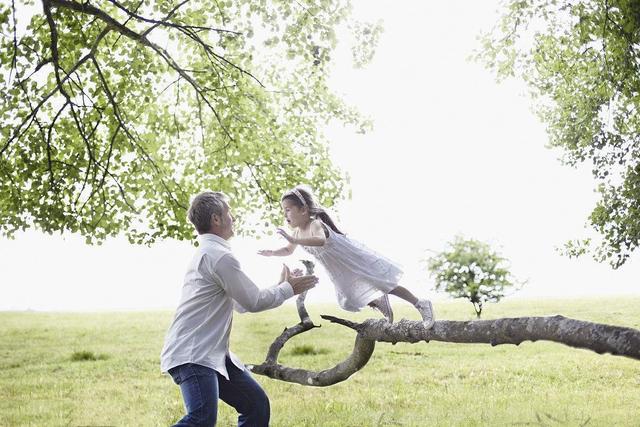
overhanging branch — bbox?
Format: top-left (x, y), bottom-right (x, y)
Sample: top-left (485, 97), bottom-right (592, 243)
top-left (48, 0), bottom-right (241, 142)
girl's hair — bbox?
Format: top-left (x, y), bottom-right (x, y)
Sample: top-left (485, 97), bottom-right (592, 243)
top-left (281, 186), bottom-right (344, 235)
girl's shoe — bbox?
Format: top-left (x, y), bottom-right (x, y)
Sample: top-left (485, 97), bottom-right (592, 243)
top-left (415, 299), bottom-right (435, 329)
top-left (370, 294), bottom-right (394, 323)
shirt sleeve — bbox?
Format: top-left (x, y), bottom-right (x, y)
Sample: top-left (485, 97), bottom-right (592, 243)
top-left (214, 253), bottom-right (294, 313)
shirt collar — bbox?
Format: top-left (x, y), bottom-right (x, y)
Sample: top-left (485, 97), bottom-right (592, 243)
top-left (197, 233), bottom-right (232, 249)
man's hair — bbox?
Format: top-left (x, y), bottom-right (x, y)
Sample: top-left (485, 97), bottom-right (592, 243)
top-left (187, 191), bottom-right (229, 234)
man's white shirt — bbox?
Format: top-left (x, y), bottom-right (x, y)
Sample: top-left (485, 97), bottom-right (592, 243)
top-left (160, 233), bottom-right (293, 379)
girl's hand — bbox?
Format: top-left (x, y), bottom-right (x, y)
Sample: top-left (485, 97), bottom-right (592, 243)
top-left (258, 249), bottom-right (274, 257)
top-left (276, 228), bottom-right (296, 243)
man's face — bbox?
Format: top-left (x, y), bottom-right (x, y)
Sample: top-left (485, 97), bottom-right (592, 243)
top-left (212, 202), bottom-right (235, 240)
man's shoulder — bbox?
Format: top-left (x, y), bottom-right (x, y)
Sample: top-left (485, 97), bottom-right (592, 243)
top-left (203, 243), bottom-right (234, 258)
top-left (197, 241), bottom-right (234, 267)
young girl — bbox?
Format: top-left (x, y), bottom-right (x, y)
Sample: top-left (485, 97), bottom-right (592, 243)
top-left (258, 185), bottom-right (435, 328)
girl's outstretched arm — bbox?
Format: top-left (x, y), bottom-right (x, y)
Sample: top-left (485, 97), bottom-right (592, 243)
top-left (258, 241), bottom-right (297, 257)
top-left (279, 220), bottom-right (326, 247)
top-left (259, 228), bottom-right (299, 256)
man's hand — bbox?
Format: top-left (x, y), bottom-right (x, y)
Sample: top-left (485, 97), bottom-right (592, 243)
top-left (279, 264), bottom-right (317, 295)
top-left (258, 249), bottom-right (274, 257)
top-left (289, 274), bottom-right (317, 295)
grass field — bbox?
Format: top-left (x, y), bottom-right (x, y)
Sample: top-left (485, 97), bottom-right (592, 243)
top-left (1, 297), bottom-right (639, 426)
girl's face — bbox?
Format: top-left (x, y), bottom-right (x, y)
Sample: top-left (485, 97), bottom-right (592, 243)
top-left (281, 198), bottom-right (308, 228)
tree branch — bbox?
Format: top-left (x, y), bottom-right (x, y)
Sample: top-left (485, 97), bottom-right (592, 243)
top-left (249, 336), bottom-right (375, 387)
top-left (49, 0), bottom-right (145, 41)
top-left (244, 161), bottom-right (275, 205)
top-left (42, 0), bottom-right (71, 101)
top-left (321, 315), bottom-right (640, 360)
top-left (248, 261), bottom-right (377, 386)
top-left (45, 100), bottom-right (69, 191)
top-left (250, 297), bottom-right (640, 387)
top-left (9, 0), bottom-right (18, 84)
top-left (105, 0), bottom-right (241, 37)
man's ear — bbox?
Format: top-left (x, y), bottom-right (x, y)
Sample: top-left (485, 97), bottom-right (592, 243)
top-left (211, 214), bottom-right (221, 226)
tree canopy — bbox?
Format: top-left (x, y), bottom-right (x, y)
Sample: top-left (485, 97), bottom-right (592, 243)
top-left (479, 0), bottom-right (640, 268)
top-left (1, 0), bottom-right (375, 244)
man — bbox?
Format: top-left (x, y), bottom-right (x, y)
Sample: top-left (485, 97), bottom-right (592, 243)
top-left (161, 191), bottom-right (317, 426)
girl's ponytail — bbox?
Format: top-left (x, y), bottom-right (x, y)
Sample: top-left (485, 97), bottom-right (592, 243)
top-left (314, 208), bottom-right (344, 235)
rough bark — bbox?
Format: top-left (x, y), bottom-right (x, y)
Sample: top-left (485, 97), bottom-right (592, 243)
top-left (249, 336), bottom-right (375, 387)
top-left (322, 316), bottom-right (640, 359)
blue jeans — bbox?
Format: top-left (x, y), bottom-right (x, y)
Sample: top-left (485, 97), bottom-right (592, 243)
top-left (168, 358), bottom-right (270, 427)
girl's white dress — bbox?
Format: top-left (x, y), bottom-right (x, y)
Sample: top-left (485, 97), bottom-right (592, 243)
top-left (301, 222), bottom-right (403, 312)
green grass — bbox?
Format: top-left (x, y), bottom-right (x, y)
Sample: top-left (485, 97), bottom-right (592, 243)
top-left (1, 297), bottom-right (639, 426)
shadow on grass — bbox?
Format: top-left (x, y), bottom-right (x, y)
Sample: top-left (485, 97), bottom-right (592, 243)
top-left (289, 344), bottom-right (330, 356)
top-left (70, 351), bottom-right (109, 362)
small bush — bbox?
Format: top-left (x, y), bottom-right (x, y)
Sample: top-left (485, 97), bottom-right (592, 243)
top-left (426, 236), bottom-right (525, 318)
top-left (70, 351), bottom-right (108, 362)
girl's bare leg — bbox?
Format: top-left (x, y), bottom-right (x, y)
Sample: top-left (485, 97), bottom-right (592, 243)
top-left (388, 285), bottom-right (418, 305)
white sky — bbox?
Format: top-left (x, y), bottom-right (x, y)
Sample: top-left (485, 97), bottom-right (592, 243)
top-left (1, 1), bottom-right (638, 311)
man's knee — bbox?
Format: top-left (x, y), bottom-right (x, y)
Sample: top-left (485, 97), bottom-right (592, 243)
top-left (253, 389), bottom-right (270, 419)
top-left (240, 387), bottom-right (269, 426)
